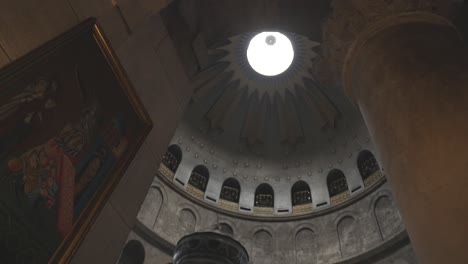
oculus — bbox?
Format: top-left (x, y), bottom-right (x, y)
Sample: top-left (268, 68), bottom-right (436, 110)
top-left (247, 32), bottom-right (294, 76)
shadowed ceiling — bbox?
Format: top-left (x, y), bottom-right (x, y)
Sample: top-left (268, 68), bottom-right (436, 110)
top-left (156, 0), bottom-right (465, 218)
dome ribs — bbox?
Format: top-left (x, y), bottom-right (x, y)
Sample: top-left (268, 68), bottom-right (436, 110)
top-left (241, 92), bottom-right (270, 146)
top-left (300, 78), bottom-right (340, 129)
top-left (275, 91), bottom-right (304, 146)
top-left (192, 63), bottom-right (232, 102)
top-left (205, 83), bottom-right (246, 131)
top-left (196, 31), bottom-right (342, 146)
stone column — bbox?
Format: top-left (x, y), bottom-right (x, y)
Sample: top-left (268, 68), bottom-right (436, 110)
top-left (343, 12), bottom-right (468, 264)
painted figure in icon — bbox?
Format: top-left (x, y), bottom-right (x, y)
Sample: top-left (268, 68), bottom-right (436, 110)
top-left (0, 77), bottom-right (59, 159)
top-left (0, 73), bottom-right (129, 242)
top-left (5, 103), bottom-right (98, 238)
top-left (5, 107), bottom-right (128, 239)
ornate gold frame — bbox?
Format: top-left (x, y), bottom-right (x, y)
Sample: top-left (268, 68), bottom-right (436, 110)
top-left (0, 18), bottom-right (152, 264)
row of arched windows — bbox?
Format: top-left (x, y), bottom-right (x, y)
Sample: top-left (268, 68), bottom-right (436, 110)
top-left (220, 178), bottom-right (241, 203)
top-left (358, 150), bottom-right (380, 181)
top-left (327, 169), bottom-right (348, 197)
top-left (162, 145), bottom-right (382, 209)
top-left (162, 144), bottom-right (182, 172)
top-left (291, 181), bottom-right (312, 206)
top-left (254, 184), bottom-right (274, 207)
top-left (187, 165), bottom-right (210, 192)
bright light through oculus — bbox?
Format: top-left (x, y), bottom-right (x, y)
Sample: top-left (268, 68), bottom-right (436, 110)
top-left (247, 32), bottom-right (294, 76)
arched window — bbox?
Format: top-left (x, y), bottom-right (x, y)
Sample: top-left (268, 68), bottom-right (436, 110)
top-left (220, 178), bottom-right (241, 203)
top-left (255, 184), bottom-right (274, 208)
top-left (357, 150), bottom-right (380, 181)
top-left (291, 181), bottom-right (312, 206)
top-left (327, 169), bottom-right (348, 198)
top-left (188, 165), bottom-right (209, 192)
top-left (119, 240), bottom-right (145, 264)
top-left (162, 145), bottom-right (182, 173)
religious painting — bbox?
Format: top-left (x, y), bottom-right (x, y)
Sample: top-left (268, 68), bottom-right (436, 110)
top-left (0, 19), bottom-right (152, 263)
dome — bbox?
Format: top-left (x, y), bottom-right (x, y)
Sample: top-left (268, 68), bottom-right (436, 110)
top-left (3, 0), bottom-right (468, 263)
top-left (123, 0), bottom-right (466, 263)
top-left (157, 28), bottom-right (384, 220)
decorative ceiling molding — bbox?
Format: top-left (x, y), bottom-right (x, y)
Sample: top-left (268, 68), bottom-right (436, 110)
top-left (192, 32), bottom-right (341, 147)
top-left (218, 33), bottom-right (320, 98)
top-left (241, 92), bottom-right (270, 146)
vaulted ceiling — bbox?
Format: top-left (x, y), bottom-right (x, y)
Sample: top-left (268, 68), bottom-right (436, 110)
top-left (156, 0), bottom-right (465, 217)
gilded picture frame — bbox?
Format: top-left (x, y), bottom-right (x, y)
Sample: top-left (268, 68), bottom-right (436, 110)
top-left (0, 18), bottom-right (152, 263)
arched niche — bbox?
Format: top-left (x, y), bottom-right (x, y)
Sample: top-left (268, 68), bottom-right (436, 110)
top-left (254, 183), bottom-right (274, 208)
top-left (188, 165), bottom-right (210, 192)
top-left (220, 178), bottom-right (241, 203)
top-left (251, 230), bottom-right (273, 264)
top-left (295, 228), bottom-right (317, 264)
top-left (178, 208), bottom-right (197, 238)
top-left (337, 216), bottom-right (362, 258)
top-left (137, 186), bottom-right (163, 229)
top-left (219, 223), bottom-right (234, 236)
top-left (291, 181), bottom-right (312, 206)
top-left (358, 150), bottom-right (382, 186)
top-left (374, 196), bottom-right (402, 240)
top-left (327, 169), bottom-right (349, 201)
top-left (119, 240), bottom-right (145, 264)
top-left (162, 144), bottom-right (182, 173)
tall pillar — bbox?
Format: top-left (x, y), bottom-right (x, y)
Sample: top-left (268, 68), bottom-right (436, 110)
top-left (343, 12), bottom-right (468, 264)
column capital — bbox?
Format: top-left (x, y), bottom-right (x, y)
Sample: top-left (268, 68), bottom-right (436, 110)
top-left (343, 12), bottom-right (458, 102)
top-left (173, 232), bottom-right (249, 264)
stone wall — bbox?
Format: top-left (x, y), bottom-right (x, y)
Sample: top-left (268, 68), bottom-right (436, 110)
top-left (120, 175), bottom-right (416, 263)
top-left (0, 1), bottom-right (190, 263)
top-left (71, 12), bottom-right (190, 264)
top-left (158, 139), bottom-right (386, 218)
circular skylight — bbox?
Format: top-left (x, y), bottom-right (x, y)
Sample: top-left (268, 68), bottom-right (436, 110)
top-left (247, 32), bottom-right (294, 76)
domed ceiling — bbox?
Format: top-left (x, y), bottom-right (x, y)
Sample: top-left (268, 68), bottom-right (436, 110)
top-left (157, 0), bottom-right (463, 219)
top-left (192, 32), bottom-right (337, 147)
